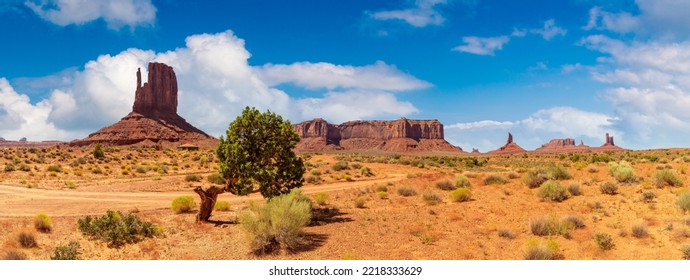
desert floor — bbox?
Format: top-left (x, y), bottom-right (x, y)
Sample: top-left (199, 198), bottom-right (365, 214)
top-left (1, 146), bottom-right (690, 260)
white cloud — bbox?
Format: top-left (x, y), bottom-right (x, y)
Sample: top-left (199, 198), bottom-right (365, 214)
top-left (370, 0), bottom-right (447, 27)
top-left (584, 1), bottom-right (690, 39)
top-left (447, 120), bottom-right (515, 130)
top-left (530, 19), bottom-right (567, 40)
top-left (584, 6), bottom-right (639, 33)
top-left (25, 0), bottom-right (156, 30)
top-left (256, 61), bottom-right (432, 91)
top-left (4, 30), bottom-right (423, 140)
top-left (452, 36), bottom-right (510, 55)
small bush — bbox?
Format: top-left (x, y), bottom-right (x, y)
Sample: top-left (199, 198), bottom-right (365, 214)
top-left (567, 183), bottom-right (582, 196)
top-left (595, 233), bottom-right (615, 250)
top-left (18, 232), bottom-right (37, 248)
top-left (171, 196), bottom-right (196, 213)
top-left (185, 174), bottom-right (202, 182)
top-left (600, 182), bottom-right (618, 195)
top-left (483, 174), bottom-right (508, 185)
top-left (376, 191), bottom-right (388, 199)
top-left (239, 189), bottom-right (312, 254)
top-left (563, 215), bottom-right (586, 229)
top-left (523, 169), bottom-right (549, 188)
top-left (498, 229), bottom-right (515, 239)
top-left (422, 192), bottom-right (443, 205)
top-left (449, 188), bottom-right (472, 202)
top-left (455, 175), bottom-right (471, 188)
top-left (78, 210), bottom-right (158, 247)
top-left (34, 213), bottom-right (52, 233)
top-left (93, 143), bottom-right (105, 159)
top-left (214, 200), bottom-right (231, 211)
top-left (47, 165), bottom-right (62, 173)
top-left (608, 161), bottom-right (636, 183)
top-left (641, 191), bottom-right (656, 203)
top-left (206, 173), bottom-right (225, 185)
top-left (435, 179), bottom-right (456, 190)
top-left (631, 224), bottom-right (648, 238)
top-left (3, 251), bottom-right (26, 260)
top-left (64, 180), bottom-right (77, 189)
top-left (135, 166), bottom-right (147, 173)
top-left (306, 175), bottom-right (321, 184)
top-left (332, 161), bottom-right (349, 171)
top-left (4, 164), bottom-right (15, 172)
top-left (508, 172), bottom-right (520, 179)
top-left (546, 165), bottom-right (572, 180)
top-left (525, 239), bottom-right (559, 260)
top-left (312, 192), bottom-right (329, 206)
top-left (677, 192), bottom-right (690, 213)
top-left (397, 187), bottom-right (417, 197)
top-left (654, 170), bottom-right (683, 188)
top-left (681, 245), bottom-right (690, 260)
top-left (360, 166), bottom-right (373, 177)
top-left (537, 181), bottom-right (569, 202)
top-left (354, 197), bottom-right (366, 208)
top-left (51, 241), bottom-right (80, 260)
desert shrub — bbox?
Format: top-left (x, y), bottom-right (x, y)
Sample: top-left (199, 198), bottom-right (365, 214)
top-left (588, 166), bottom-right (599, 173)
top-left (525, 239), bottom-right (559, 260)
top-left (376, 185), bottom-right (388, 192)
top-left (3, 250), bottom-right (26, 260)
top-left (34, 213), bottom-right (52, 233)
top-left (608, 161), bottom-right (636, 183)
top-left (18, 232), bottom-right (37, 248)
top-left (498, 229), bottom-right (515, 239)
top-left (51, 241), bottom-right (80, 260)
top-left (681, 245), bottom-right (690, 260)
top-left (507, 172), bottom-right (520, 179)
top-left (350, 163), bottom-right (362, 169)
top-left (47, 165), bottom-right (62, 172)
top-left (239, 189), bottom-right (312, 254)
top-left (484, 174), bottom-right (507, 185)
top-left (310, 169), bottom-right (321, 176)
top-left (654, 170), bottom-right (683, 188)
top-left (214, 200), bottom-right (230, 211)
top-left (435, 179), bottom-right (457, 190)
top-left (397, 187), bottom-right (417, 197)
top-left (360, 166), bottom-right (374, 177)
top-left (78, 210), bottom-right (158, 247)
top-left (312, 192), bottom-right (329, 206)
top-left (523, 168), bottom-right (549, 188)
top-left (537, 181), bottom-right (569, 202)
top-left (600, 182), bottom-right (618, 195)
top-left (563, 215), bottom-right (586, 229)
top-left (455, 175), bottom-right (471, 188)
top-left (185, 174), bottom-right (202, 182)
top-left (631, 224), bottom-right (648, 238)
top-left (546, 165), bottom-right (572, 180)
top-left (677, 192), bottom-right (690, 213)
top-left (567, 183), bottom-right (582, 196)
top-left (449, 188), bottom-right (472, 202)
top-left (171, 196), bottom-right (196, 214)
top-left (376, 191), bottom-right (388, 199)
top-left (206, 173), bottom-right (225, 185)
top-left (595, 233), bottom-right (615, 250)
top-left (4, 164), bottom-right (15, 172)
top-left (641, 191), bottom-right (656, 203)
top-left (332, 161), bottom-right (349, 171)
top-left (354, 197), bottom-right (366, 208)
top-left (93, 143), bottom-right (105, 159)
top-left (64, 180), bottom-right (77, 189)
top-left (422, 192), bottom-right (443, 205)
top-left (135, 166), bottom-right (147, 174)
top-left (306, 175), bottom-right (321, 184)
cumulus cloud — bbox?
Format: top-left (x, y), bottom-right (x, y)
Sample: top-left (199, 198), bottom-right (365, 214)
top-left (256, 61), bottom-right (432, 91)
top-left (530, 19), bottom-right (567, 40)
top-left (584, 1), bottom-right (690, 39)
top-left (452, 36), bottom-right (510, 55)
top-left (4, 30), bottom-right (424, 140)
top-left (370, 0), bottom-right (447, 27)
top-left (25, 0), bottom-right (156, 30)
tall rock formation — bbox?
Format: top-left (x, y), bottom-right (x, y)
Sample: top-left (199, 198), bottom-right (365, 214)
top-left (598, 132), bottom-right (623, 151)
top-left (487, 132), bottom-right (527, 154)
top-left (71, 62), bottom-right (216, 147)
top-left (534, 138), bottom-right (591, 153)
top-left (292, 118), bottom-right (462, 153)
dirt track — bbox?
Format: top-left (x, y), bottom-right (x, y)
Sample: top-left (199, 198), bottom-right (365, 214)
top-left (0, 174), bottom-right (406, 217)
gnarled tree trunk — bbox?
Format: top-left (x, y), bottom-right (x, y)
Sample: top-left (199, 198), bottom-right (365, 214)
top-left (194, 186), bottom-right (226, 222)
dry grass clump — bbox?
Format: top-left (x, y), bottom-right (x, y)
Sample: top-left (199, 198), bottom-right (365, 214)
top-left (530, 215), bottom-right (571, 237)
top-left (422, 191), bottom-right (443, 205)
top-left (435, 179), bottom-right (456, 190)
top-left (483, 174), bottom-right (508, 185)
top-left (595, 233), bottom-right (615, 250)
top-left (608, 161), bottom-right (636, 183)
top-left (3, 251), bottom-right (26, 260)
top-left (213, 200), bottom-right (231, 211)
top-left (455, 175), bottom-right (471, 188)
top-left (631, 224), bottom-right (648, 238)
top-left (312, 192), bottom-right (329, 206)
top-left (171, 196), bottom-right (196, 214)
top-left (677, 192), bottom-right (690, 213)
top-left (600, 182), bottom-right (618, 195)
top-left (17, 232), bottom-right (38, 248)
top-left (654, 170), bottom-right (683, 188)
top-left (537, 180), bottom-right (569, 202)
top-left (34, 213), bottom-right (52, 233)
top-left (397, 186), bottom-right (417, 197)
top-left (567, 183), bottom-right (582, 196)
top-left (524, 239), bottom-right (559, 260)
top-left (498, 229), bottom-right (515, 239)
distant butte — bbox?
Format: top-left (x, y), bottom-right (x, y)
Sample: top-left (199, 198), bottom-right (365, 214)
top-left (292, 118), bottom-right (463, 153)
top-left (71, 62), bottom-right (216, 148)
top-left (487, 132), bottom-right (527, 154)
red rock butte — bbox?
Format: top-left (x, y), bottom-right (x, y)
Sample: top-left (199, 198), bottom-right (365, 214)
top-left (487, 132), bottom-right (527, 154)
top-left (71, 62), bottom-right (216, 148)
top-left (292, 118), bottom-right (463, 153)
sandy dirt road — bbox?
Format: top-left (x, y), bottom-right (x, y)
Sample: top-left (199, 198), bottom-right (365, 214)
top-left (0, 174), bottom-right (406, 217)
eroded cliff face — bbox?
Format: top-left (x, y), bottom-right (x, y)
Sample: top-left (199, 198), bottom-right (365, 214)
top-left (71, 62), bottom-right (215, 148)
top-left (292, 118), bottom-right (461, 152)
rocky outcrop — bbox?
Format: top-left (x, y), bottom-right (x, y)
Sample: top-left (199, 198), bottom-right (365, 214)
top-left (534, 138), bottom-right (591, 153)
top-left (471, 148), bottom-right (480, 154)
top-left (292, 118), bottom-right (462, 153)
top-left (71, 62), bottom-right (216, 148)
top-left (598, 132), bottom-right (623, 151)
top-left (487, 132), bottom-right (527, 154)
top-left (19, 137), bottom-right (27, 142)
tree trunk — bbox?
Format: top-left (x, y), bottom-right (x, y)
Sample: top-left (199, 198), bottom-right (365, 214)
top-left (194, 186), bottom-right (226, 222)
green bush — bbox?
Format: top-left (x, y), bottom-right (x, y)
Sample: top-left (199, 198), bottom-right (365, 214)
top-left (608, 161), bottom-right (636, 183)
top-left (332, 161), bottom-right (349, 171)
top-left (376, 185), bottom-right (388, 192)
top-left (449, 188), bottom-right (472, 202)
top-left (537, 180), bottom-right (569, 202)
top-left (483, 174), bottom-right (508, 185)
top-left (18, 232), bottom-right (37, 248)
top-left (51, 241), bottom-right (81, 260)
top-left (595, 233), bottom-right (615, 250)
top-left (525, 239), bottom-right (559, 260)
top-left (397, 187), bottom-right (417, 197)
top-left (312, 192), bottom-right (329, 206)
top-left (310, 169), bottom-right (321, 176)
top-left (654, 170), bottom-right (683, 188)
top-left (239, 189), bottom-right (312, 254)
top-left (455, 175), bottom-right (471, 188)
top-left (135, 166), bottom-right (147, 174)
top-left (600, 182), bottom-right (618, 195)
top-left (207, 173), bottom-right (225, 185)
top-left (171, 196), bottom-right (196, 213)
top-left (376, 191), bottom-right (388, 199)
top-left (354, 197), bottom-right (366, 208)
top-left (435, 179), bottom-right (456, 190)
top-left (93, 143), bottom-right (105, 159)
top-left (185, 174), bottom-right (202, 182)
top-left (78, 210), bottom-right (158, 247)
top-left (677, 192), bottom-right (690, 213)
top-left (34, 213), bottom-right (52, 233)
top-left (360, 166), bottom-right (374, 177)
top-left (214, 200), bottom-right (230, 211)
top-left (47, 165), bottom-right (63, 173)
top-left (546, 165), bottom-right (572, 180)
top-left (4, 164), bottom-right (15, 172)
top-left (64, 180), bottom-right (77, 189)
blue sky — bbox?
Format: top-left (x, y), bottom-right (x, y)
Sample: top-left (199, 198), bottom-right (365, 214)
top-left (1, 0), bottom-right (689, 151)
